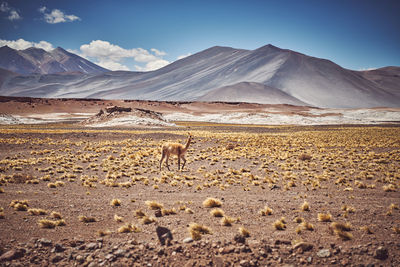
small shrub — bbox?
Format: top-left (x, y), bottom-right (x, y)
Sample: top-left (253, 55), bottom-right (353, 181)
top-left (273, 217), bottom-right (286, 230)
top-left (114, 214), bottom-right (123, 222)
top-left (79, 215), bottom-right (96, 223)
top-left (318, 213), bottom-right (332, 222)
top-left (141, 216), bottom-right (156, 225)
top-left (55, 219), bottom-right (66, 226)
top-left (259, 206), bottom-right (273, 216)
top-left (51, 211), bottom-right (62, 219)
top-left (118, 223), bottom-right (141, 233)
top-left (239, 227), bottom-right (250, 237)
top-left (188, 223), bottom-right (212, 240)
top-left (145, 200), bottom-right (163, 210)
top-left (300, 201), bottom-right (310, 211)
top-left (28, 208), bottom-right (47, 216)
top-left (220, 216), bottom-right (235, 226)
top-left (210, 208), bottom-right (225, 217)
top-left (202, 198), bottom-right (222, 208)
top-left (98, 229), bottom-right (112, 236)
top-left (111, 199), bottom-right (121, 206)
top-left (38, 219), bottom-right (56, 229)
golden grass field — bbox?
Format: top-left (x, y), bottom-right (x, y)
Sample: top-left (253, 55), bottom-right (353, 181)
top-left (0, 123), bottom-right (399, 266)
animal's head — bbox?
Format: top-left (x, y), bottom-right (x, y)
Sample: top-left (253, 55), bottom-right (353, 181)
top-left (187, 132), bottom-right (192, 139)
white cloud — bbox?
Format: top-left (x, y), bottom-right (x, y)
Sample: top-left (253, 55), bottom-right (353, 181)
top-left (151, 48), bottom-right (166, 56)
top-left (79, 40), bottom-right (170, 71)
top-left (39, 6), bottom-right (80, 24)
top-left (0, 38), bottom-right (54, 51)
top-left (177, 53), bottom-right (192, 60)
top-left (0, 2), bottom-right (21, 21)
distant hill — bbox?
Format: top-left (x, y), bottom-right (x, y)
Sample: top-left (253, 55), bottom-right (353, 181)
top-left (0, 44), bottom-right (399, 108)
top-left (0, 46), bottom-right (109, 75)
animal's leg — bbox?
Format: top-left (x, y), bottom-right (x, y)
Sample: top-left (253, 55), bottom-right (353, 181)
top-left (166, 155), bottom-right (170, 171)
top-left (160, 151), bottom-right (165, 170)
top-left (178, 154), bottom-right (181, 170)
top-left (181, 155), bottom-right (187, 170)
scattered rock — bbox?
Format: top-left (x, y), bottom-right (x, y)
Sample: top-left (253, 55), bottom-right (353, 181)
top-left (114, 249), bottom-right (126, 257)
top-left (183, 237), bottom-right (193, 244)
top-left (105, 106), bottom-right (132, 113)
top-left (374, 246), bottom-right (388, 260)
top-left (154, 209), bottom-right (162, 217)
top-left (156, 226), bottom-right (173, 246)
top-left (51, 254), bottom-right (63, 263)
top-left (75, 255), bottom-right (84, 264)
top-left (233, 234), bottom-right (246, 244)
top-left (38, 238), bottom-right (52, 247)
top-left (0, 249), bottom-right (25, 261)
top-left (293, 242), bottom-right (314, 253)
top-left (52, 243), bottom-right (66, 253)
top-left (86, 242), bottom-right (98, 250)
top-left (317, 248), bottom-right (331, 258)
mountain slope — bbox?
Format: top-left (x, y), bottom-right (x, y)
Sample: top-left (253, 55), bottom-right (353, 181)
top-left (0, 44), bottom-right (399, 108)
top-left (0, 46), bottom-right (109, 75)
top-left (197, 82), bottom-right (308, 105)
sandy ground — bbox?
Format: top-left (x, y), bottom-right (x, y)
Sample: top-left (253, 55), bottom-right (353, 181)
top-left (0, 122), bottom-right (399, 266)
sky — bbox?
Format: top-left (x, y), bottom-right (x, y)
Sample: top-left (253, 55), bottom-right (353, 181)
top-left (0, 0), bottom-right (399, 71)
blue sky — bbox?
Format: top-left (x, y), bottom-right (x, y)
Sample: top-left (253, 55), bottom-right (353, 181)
top-left (0, 0), bottom-right (399, 71)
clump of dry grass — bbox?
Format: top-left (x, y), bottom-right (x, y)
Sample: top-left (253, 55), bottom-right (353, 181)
top-left (300, 201), bottom-right (310, 211)
top-left (145, 200), bottom-right (163, 210)
top-left (238, 227), bottom-right (250, 237)
top-left (10, 200), bottom-right (29, 211)
top-left (111, 199), bottom-right (121, 206)
top-left (318, 213), bottom-right (332, 222)
top-left (38, 219), bottom-right (56, 229)
top-left (55, 219), bottom-right (66, 226)
top-left (114, 214), bottom-right (123, 222)
top-left (330, 222), bottom-right (353, 240)
top-left (383, 184), bottom-right (396, 192)
top-left (0, 211), bottom-right (4, 219)
top-left (135, 209), bottom-right (146, 218)
top-left (259, 206), bottom-right (273, 216)
top-left (389, 203), bottom-right (399, 210)
top-left (210, 208), bottom-right (225, 217)
top-left (118, 223), bottom-right (141, 233)
top-left (360, 226), bottom-right (373, 234)
top-left (161, 208), bottom-right (177, 216)
top-left (185, 208), bottom-right (194, 214)
top-left (188, 223), bottom-right (212, 240)
top-left (0, 187), bottom-right (5, 193)
top-left (293, 217), bottom-right (304, 223)
top-left (299, 154), bottom-right (312, 161)
top-left (202, 197), bottom-right (222, 208)
top-left (220, 216), bottom-right (235, 226)
top-left (273, 217), bottom-right (287, 230)
top-left (300, 221), bottom-right (314, 231)
top-left (141, 216), bottom-right (156, 225)
top-left (393, 227), bottom-right (400, 234)
top-left (51, 211), bottom-right (62, 219)
top-left (28, 208), bottom-right (47, 216)
top-left (98, 229), bottom-right (112, 237)
top-left (78, 215), bottom-right (97, 223)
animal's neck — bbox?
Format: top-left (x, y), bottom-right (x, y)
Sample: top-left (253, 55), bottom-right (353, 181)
top-left (184, 137), bottom-right (191, 151)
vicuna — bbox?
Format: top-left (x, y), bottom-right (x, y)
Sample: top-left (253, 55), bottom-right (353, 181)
top-left (160, 133), bottom-right (192, 171)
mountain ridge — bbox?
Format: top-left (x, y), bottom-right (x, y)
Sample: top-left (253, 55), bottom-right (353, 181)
top-left (0, 44), bottom-right (399, 108)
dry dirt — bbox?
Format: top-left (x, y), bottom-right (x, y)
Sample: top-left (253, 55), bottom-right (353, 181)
top-left (0, 122), bottom-right (399, 267)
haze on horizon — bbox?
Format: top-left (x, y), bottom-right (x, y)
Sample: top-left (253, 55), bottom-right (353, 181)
top-left (0, 0), bottom-right (399, 72)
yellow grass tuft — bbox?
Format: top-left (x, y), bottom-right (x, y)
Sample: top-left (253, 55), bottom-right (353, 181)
top-left (300, 201), bottom-right (310, 211)
top-left (239, 226), bottom-right (250, 237)
top-left (210, 208), bottom-right (225, 217)
top-left (145, 200), bottom-right (163, 210)
top-left (28, 208), bottom-right (47, 215)
top-left (10, 200), bottom-right (29, 211)
top-left (135, 209), bottom-right (146, 218)
top-left (293, 216), bottom-right (304, 223)
top-left (111, 199), bottom-right (121, 206)
top-left (383, 184), bottom-right (396, 192)
top-left (55, 219), bottom-right (66, 226)
top-left (318, 213), bottom-right (332, 222)
top-left (259, 206), bottom-right (273, 216)
top-left (300, 221), bottom-right (314, 231)
top-left (389, 203), bottom-right (399, 210)
top-left (220, 216), bottom-right (235, 226)
top-left (79, 215), bottom-right (97, 223)
top-left (188, 223), bottom-right (212, 240)
top-left (392, 227), bottom-right (400, 234)
top-left (331, 222), bottom-right (353, 240)
top-left (202, 197), bottom-right (222, 208)
top-left (114, 214), bottom-right (123, 222)
top-left (185, 208), bottom-right (194, 214)
top-left (273, 217), bottom-right (287, 230)
top-left (161, 208), bottom-right (177, 216)
top-left (38, 219), bottom-right (56, 229)
top-left (331, 222), bottom-right (352, 231)
top-left (98, 229), bottom-right (112, 237)
top-left (360, 226), bottom-right (373, 234)
top-left (141, 216), bottom-right (156, 225)
top-left (118, 223), bottom-right (141, 233)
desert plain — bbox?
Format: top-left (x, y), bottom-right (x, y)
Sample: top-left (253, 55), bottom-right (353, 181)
top-left (0, 97), bottom-right (399, 267)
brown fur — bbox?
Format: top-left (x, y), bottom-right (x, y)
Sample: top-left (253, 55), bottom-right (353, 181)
top-left (160, 133), bottom-right (192, 171)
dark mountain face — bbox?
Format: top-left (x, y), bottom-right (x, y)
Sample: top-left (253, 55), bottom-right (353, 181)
top-left (0, 46), bottom-right (109, 75)
top-left (0, 44), bottom-right (399, 108)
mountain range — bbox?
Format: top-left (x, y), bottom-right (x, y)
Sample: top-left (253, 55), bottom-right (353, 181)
top-left (0, 46), bottom-right (108, 75)
top-left (0, 44), bottom-right (399, 108)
